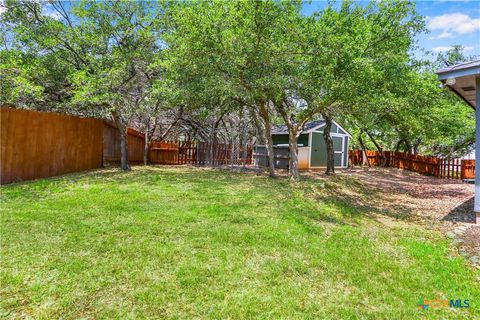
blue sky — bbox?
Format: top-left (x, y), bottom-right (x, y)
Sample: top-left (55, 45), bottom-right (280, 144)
top-left (303, 0), bottom-right (480, 61)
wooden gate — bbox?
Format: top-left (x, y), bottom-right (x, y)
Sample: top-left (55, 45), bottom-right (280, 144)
top-left (461, 160), bottom-right (475, 180)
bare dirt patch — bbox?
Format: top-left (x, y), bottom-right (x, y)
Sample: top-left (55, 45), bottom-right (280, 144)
top-left (340, 167), bottom-right (474, 224)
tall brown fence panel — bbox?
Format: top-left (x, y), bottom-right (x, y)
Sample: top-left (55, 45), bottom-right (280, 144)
top-left (149, 141), bottom-right (179, 164)
top-left (127, 128), bottom-right (145, 163)
top-left (1, 108), bottom-right (103, 184)
top-left (102, 122), bottom-right (121, 164)
top-left (103, 121), bottom-right (145, 165)
top-left (391, 152), bottom-right (440, 177)
top-left (349, 150), bottom-right (363, 166)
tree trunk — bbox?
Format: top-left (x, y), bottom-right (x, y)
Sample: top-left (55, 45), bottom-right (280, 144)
top-left (365, 129), bottom-right (385, 166)
top-left (112, 111), bottom-right (131, 171)
top-left (277, 102), bottom-right (301, 181)
top-left (144, 123), bottom-right (150, 166)
top-left (230, 138), bottom-right (235, 169)
top-left (404, 139), bottom-right (412, 154)
top-left (208, 121), bottom-right (215, 165)
top-left (323, 115), bottom-right (335, 175)
top-left (288, 129), bottom-right (300, 180)
top-left (264, 124), bottom-right (276, 178)
top-left (358, 130), bottom-right (370, 167)
top-left (258, 102), bottom-right (276, 178)
top-left (395, 139), bottom-right (404, 153)
top-left (239, 108), bottom-right (247, 170)
top-left (413, 138), bottom-right (421, 155)
top-left (119, 128), bottom-right (131, 170)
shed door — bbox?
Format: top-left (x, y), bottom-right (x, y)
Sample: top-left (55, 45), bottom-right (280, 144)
top-left (333, 136), bottom-right (345, 167)
top-left (311, 133), bottom-right (345, 167)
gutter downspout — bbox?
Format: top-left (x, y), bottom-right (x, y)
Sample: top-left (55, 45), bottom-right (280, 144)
top-left (475, 77), bottom-right (480, 223)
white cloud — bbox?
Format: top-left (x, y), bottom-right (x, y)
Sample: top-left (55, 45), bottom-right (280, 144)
top-left (427, 13), bottom-right (480, 35)
top-left (432, 45), bottom-right (474, 52)
top-left (429, 31), bottom-right (454, 39)
top-left (432, 46), bottom-right (454, 52)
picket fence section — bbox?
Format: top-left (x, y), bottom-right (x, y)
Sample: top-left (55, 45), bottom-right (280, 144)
top-left (150, 140), bottom-right (253, 166)
top-left (349, 150), bottom-right (475, 180)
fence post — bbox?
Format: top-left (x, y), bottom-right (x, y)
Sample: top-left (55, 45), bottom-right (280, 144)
top-left (196, 142), bottom-right (199, 166)
top-left (230, 140), bottom-right (235, 169)
top-left (177, 141), bottom-right (180, 165)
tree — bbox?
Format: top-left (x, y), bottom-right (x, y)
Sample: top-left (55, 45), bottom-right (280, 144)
top-left (3, 0), bottom-right (167, 170)
top-left (166, 0), bottom-right (312, 178)
top-left (305, 0), bottom-right (424, 172)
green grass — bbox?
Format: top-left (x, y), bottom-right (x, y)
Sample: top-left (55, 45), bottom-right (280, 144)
top-left (1, 166), bottom-right (479, 319)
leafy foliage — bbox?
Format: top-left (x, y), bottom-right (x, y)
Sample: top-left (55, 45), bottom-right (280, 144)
top-left (0, 0), bottom-right (475, 164)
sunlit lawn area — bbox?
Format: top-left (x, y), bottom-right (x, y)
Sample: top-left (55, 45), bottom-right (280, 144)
top-left (1, 166), bottom-right (479, 319)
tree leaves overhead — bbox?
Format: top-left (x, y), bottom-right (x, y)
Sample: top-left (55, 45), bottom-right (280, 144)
top-left (1, 0), bottom-right (475, 158)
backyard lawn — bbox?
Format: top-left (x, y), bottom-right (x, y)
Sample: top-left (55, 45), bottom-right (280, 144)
top-left (1, 166), bottom-right (479, 319)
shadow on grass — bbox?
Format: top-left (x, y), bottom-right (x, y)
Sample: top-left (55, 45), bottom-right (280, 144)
top-left (119, 166), bottom-right (409, 228)
top-left (299, 173), bottom-right (413, 225)
top-left (341, 167), bottom-right (471, 200)
top-left (2, 165), bottom-right (249, 188)
top-left (1, 165), bottom-right (412, 231)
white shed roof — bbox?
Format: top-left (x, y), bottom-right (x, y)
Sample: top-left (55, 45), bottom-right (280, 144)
top-left (272, 120), bottom-right (351, 137)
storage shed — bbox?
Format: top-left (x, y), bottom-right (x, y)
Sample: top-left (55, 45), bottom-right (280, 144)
top-left (269, 120), bottom-right (351, 169)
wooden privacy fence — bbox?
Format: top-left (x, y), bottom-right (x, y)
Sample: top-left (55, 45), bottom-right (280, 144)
top-left (103, 121), bottom-right (145, 165)
top-left (349, 150), bottom-right (475, 180)
top-left (149, 140), bottom-right (253, 166)
top-left (462, 160), bottom-right (475, 180)
top-left (150, 141), bottom-right (179, 164)
top-left (350, 150), bottom-right (386, 166)
top-left (1, 108), bottom-right (103, 184)
top-left (387, 151), bottom-right (441, 177)
top-left (1, 108), bottom-right (254, 184)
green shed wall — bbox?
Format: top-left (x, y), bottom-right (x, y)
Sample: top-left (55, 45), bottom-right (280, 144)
top-left (270, 124), bottom-right (350, 168)
top-left (272, 134), bottom-right (309, 146)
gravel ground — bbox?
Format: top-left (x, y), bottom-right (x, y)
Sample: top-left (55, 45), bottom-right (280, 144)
top-left (339, 167), bottom-right (475, 225)
top-left (323, 167), bottom-right (478, 266)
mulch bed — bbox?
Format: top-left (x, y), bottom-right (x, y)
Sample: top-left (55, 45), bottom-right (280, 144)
top-left (311, 167), bottom-right (479, 266)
